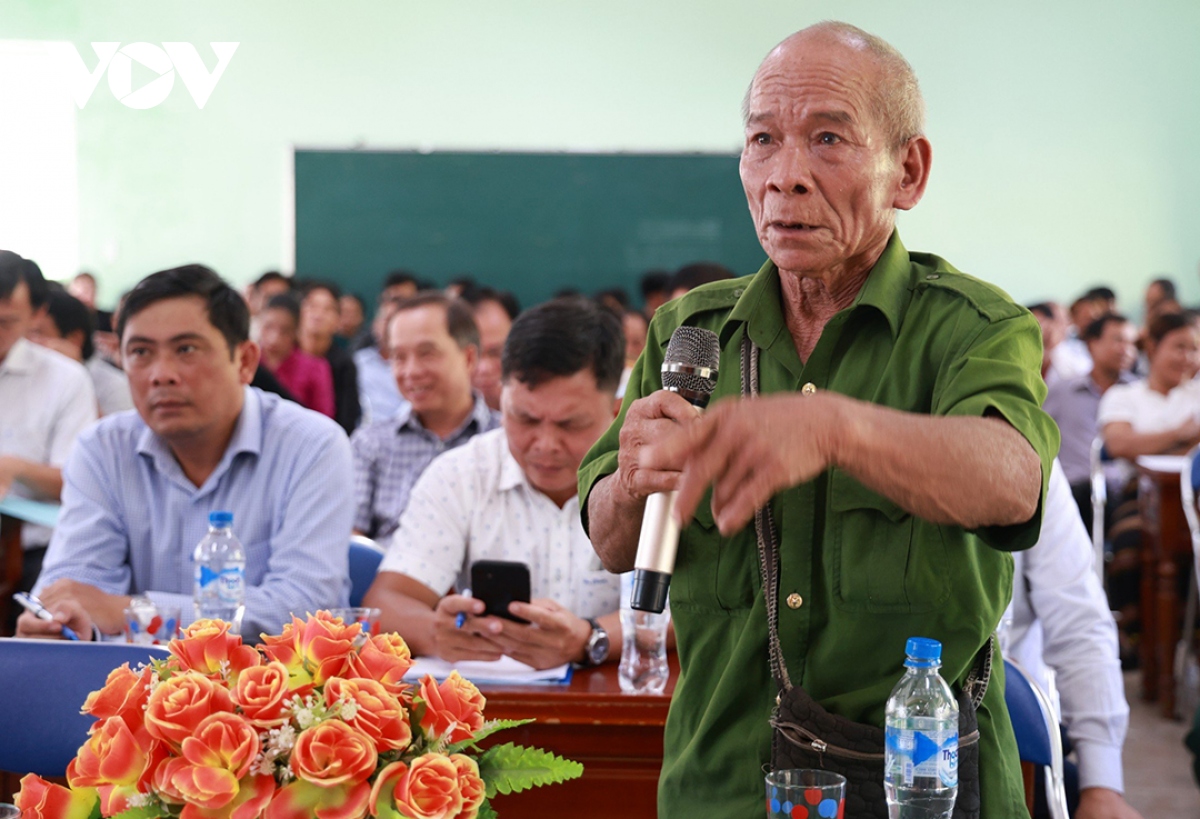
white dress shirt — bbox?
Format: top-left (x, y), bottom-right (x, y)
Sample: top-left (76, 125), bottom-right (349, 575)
top-left (1004, 459), bottom-right (1128, 793)
top-left (0, 338), bottom-right (97, 545)
top-left (380, 428), bottom-right (619, 620)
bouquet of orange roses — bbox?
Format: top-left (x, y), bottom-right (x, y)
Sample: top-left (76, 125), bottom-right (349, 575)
top-left (15, 612), bottom-right (582, 819)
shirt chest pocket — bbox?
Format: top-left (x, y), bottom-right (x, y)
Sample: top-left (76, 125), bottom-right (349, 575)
top-left (672, 491), bottom-right (759, 612)
top-left (828, 469), bottom-right (949, 613)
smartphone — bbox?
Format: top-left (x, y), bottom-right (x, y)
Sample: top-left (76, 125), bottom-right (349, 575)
top-left (470, 559), bottom-right (531, 623)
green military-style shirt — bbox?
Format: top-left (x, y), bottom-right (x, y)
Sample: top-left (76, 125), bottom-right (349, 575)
top-left (579, 233), bottom-right (1059, 818)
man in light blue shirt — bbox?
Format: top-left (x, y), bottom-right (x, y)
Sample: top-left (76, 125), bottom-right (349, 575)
top-left (18, 264), bottom-right (353, 640)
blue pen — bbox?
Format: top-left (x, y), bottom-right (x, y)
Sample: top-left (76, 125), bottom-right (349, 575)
top-left (455, 588), bottom-right (472, 629)
top-left (14, 592), bottom-right (81, 641)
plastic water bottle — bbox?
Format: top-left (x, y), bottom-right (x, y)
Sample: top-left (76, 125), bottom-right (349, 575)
top-left (193, 511), bottom-right (246, 630)
top-left (885, 637), bottom-right (958, 819)
top-left (618, 572), bottom-right (669, 694)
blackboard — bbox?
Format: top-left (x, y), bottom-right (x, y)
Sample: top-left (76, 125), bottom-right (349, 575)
top-left (293, 150), bottom-right (765, 310)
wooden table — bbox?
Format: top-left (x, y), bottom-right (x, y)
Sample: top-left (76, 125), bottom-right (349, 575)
top-left (478, 655), bottom-right (676, 818)
top-left (1136, 465), bottom-right (1193, 717)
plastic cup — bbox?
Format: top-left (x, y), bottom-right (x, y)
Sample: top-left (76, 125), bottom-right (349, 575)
top-left (765, 769), bottom-right (846, 819)
top-left (328, 607), bottom-right (381, 636)
top-left (0, 803), bottom-right (19, 819)
top-left (123, 599), bottom-right (181, 645)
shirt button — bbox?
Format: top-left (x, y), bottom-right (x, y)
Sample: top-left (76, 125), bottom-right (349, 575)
top-left (801, 383), bottom-right (817, 396)
top-left (786, 593), bottom-right (803, 609)
top-left (925, 273), bottom-right (940, 281)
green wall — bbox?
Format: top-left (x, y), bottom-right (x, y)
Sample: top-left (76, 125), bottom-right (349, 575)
top-left (3, 0), bottom-right (1198, 313)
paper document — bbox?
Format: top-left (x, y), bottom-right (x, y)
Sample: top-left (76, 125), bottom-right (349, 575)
top-left (0, 495), bottom-right (60, 528)
top-left (403, 655), bottom-right (572, 685)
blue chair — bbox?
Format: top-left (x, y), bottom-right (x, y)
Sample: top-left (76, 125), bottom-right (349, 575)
top-left (1004, 658), bottom-right (1069, 819)
top-left (0, 639), bottom-right (170, 777)
top-left (349, 535), bottom-right (385, 607)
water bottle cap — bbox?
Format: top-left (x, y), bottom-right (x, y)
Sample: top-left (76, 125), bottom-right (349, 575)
top-left (208, 511), bottom-right (234, 528)
top-left (905, 636), bottom-right (942, 662)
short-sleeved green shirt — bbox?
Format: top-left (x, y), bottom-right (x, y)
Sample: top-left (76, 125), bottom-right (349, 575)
top-left (579, 232), bottom-right (1058, 819)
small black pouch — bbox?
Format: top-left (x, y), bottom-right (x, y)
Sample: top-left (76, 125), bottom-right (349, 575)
top-left (769, 653), bottom-right (987, 819)
top-left (742, 336), bottom-right (988, 819)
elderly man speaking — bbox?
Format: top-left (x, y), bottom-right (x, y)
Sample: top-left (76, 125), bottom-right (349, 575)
top-left (580, 22), bottom-right (1058, 819)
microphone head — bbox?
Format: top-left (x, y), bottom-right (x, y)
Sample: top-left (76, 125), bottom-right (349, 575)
top-left (661, 326), bottom-right (720, 406)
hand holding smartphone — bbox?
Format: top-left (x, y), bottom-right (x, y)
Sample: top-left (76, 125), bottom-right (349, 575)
top-left (470, 560), bottom-right (531, 623)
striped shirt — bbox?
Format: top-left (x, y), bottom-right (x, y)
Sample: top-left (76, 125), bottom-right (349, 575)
top-left (350, 393), bottom-right (498, 540)
top-left (35, 386), bottom-right (354, 637)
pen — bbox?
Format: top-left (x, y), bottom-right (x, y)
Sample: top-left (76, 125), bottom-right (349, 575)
top-left (455, 588), bottom-right (472, 629)
top-left (13, 592), bottom-right (81, 641)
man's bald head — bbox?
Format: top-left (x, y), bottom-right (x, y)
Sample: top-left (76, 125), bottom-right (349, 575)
top-left (744, 21), bottom-right (925, 150)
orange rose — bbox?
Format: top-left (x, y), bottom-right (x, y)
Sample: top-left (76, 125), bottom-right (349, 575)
top-left (15, 774), bottom-right (98, 819)
top-left (67, 716), bottom-right (165, 816)
top-left (369, 755), bottom-right (464, 819)
top-left (81, 662), bottom-right (153, 730)
top-left (449, 754), bottom-right (485, 819)
top-left (260, 612), bottom-right (359, 689)
top-left (145, 672), bottom-right (235, 748)
top-left (155, 760), bottom-right (276, 819)
top-left (232, 661), bottom-right (292, 727)
top-left (346, 631), bottom-right (413, 698)
top-left (179, 712), bottom-right (260, 779)
top-left (324, 676), bottom-right (412, 753)
top-left (291, 719), bottom-right (377, 787)
top-left (418, 672), bottom-right (485, 744)
top-left (169, 619), bottom-right (262, 680)
top-left (265, 720), bottom-right (377, 819)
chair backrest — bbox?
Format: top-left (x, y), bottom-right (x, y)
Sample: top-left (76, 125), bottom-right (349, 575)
top-left (0, 639), bottom-right (171, 777)
top-left (1004, 658), bottom-right (1070, 819)
top-left (1089, 437), bottom-right (1110, 584)
top-left (349, 535), bottom-right (385, 607)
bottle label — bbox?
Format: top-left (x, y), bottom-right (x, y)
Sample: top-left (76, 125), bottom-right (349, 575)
top-left (886, 726), bottom-right (957, 787)
top-left (217, 567), bottom-right (244, 605)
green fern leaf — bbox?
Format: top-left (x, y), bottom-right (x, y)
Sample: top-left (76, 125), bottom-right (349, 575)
top-left (478, 742), bottom-right (584, 797)
top-left (447, 718), bottom-right (535, 753)
top-left (476, 799), bottom-right (499, 819)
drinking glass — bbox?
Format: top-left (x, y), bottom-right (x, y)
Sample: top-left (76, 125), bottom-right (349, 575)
top-left (328, 606), bottom-right (382, 636)
top-left (765, 769), bottom-right (845, 819)
top-left (123, 599), bottom-right (181, 645)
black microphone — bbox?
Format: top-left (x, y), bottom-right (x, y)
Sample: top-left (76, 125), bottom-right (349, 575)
top-left (630, 325), bottom-right (721, 613)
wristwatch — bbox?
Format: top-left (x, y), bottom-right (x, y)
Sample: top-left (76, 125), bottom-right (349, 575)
top-left (581, 618), bottom-right (610, 667)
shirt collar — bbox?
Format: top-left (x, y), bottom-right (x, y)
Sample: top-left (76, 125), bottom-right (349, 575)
top-left (396, 392), bottom-right (494, 439)
top-left (724, 230), bottom-right (912, 375)
top-left (498, 441), bottom-right (527, 493)
top-left (136, 386), bottom-right (264, 492)
top-left (0, 337), bottom-right (34, 375)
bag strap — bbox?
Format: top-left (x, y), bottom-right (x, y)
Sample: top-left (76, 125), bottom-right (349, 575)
top-left (741, 333), bottom-right (792, 691)
top-left (740, 332), bottom-right (993, 706)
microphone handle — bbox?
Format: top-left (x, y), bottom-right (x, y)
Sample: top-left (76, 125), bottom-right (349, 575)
top-left (630, 490), bottom-right (679, 613)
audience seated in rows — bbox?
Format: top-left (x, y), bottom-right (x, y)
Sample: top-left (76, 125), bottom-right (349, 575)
top-left (462, 286), bottom-right (516, 412)
top-left (364, 297), bottom-right (623, 670)
top-left (19, 264), bottom-right (353, 640)
top-left (258, 293), bottom-right (335, 418)
top-left (1043, 313), bottom-right (1137, 525)
top-left (0, 251), bottom-right (98, 622)
top-left (355, 270), bottom-right (419, 424)
top-left (29, 288), bottom-right (134, 417)
top-left (351, 292), bottom-right (499, 542)
top-left (298, 280), bottom-right (360, 433)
